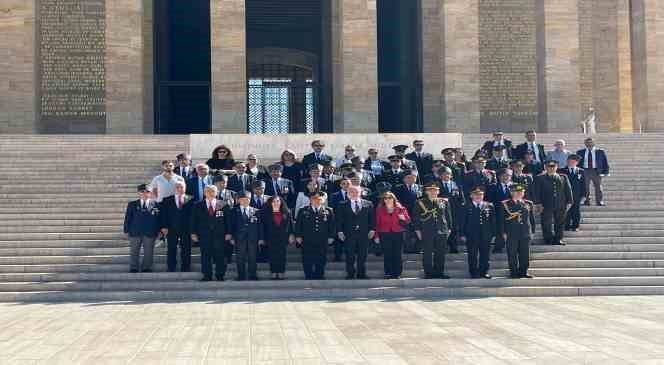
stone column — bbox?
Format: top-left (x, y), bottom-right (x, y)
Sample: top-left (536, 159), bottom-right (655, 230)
top-left (616, 0), bottom-right (633, 132)
top-left (211, 0), bottom-right (247, 134)
top-left (443, 0), bottom-right (480, 132)
top-left (631, 0), bottom-right (664, 132)
top-left (591, 0), bottom-right (620, 132)
top-left (539, 0), bottom-right (581, 132)
top-left (421, 0), bottom-right (445, 132)
top-left (332, 0), bottom-right (379, 133)
top-left (106, 0), bottom-right (152, 134)
top-left (0, 0), bottom-right (36, 133)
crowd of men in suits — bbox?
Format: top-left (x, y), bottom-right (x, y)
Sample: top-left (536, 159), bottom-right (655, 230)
top-left (123, 131), bottom-right (610, 281)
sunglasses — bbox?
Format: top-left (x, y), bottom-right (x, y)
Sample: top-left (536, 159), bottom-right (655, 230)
top-left (218, 150), bottom-right (228, 154)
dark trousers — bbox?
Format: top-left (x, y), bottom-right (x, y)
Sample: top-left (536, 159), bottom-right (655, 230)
top-left (584, 168), bottom-right (604, 203)
top-left (506, 236), bottom-right (531, 276)
top-left (344, 233), bottom-right (369, 278)
top-left (541, 208), bottom-right (566, 244)
top-left (333, 238), bottom-right (344, 260)
top-left (268, 239), bottom-right (287, 274)
top-left (466, 237), bottom-right (490, 277)
top-left (381, 232), bottom-right (404, 278)
top-left (224, 240), bottom-right (234, 264)
top-left (257, 244), bottom-right (269, 263)
top-left (302, 239), bottom-right (327, 280)
top-left (448, 231), bottom-right (458, 252)
top-left (422, 233), bottom-right (448, 277)
top-left (235, 239), bottom-right (258, 280)
top-left (403, 229), bottom-right (420, 253)
top-left (565, 202), bottom-right (581, 229)
top-left (494, 233), bottom-right (506, 251)
top-left (167, 232), bottom-right (191, 272)
top-left (200, 237), bottom-right (226, 279)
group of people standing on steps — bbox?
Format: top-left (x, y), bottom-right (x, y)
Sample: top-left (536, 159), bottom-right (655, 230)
top-left (123, 131), bottom-right (610, 281)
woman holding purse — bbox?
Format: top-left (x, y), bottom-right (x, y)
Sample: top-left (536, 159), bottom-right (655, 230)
top-left (262, 196), bottom-right (295, 280)
top-left (374, 192), bottom-right (411, 279)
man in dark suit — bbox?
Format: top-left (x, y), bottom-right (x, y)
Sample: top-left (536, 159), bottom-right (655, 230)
top-left (190, 185), bottom-right (232, 281)
top-left (481, 131), bottom-right (514, 159)
top-left (532, 160), bottom-right (574, 245)
top-left (522, 151), bottom-right (544, 176)
top-left (393, 171), bottom-right (423, 254)
top-left (124, 184), bottom-right (162, 273)
top-left (264, 164), bottom-right (296, 208)
top-left (576, 137), bottom-right (609, 206)
top-left (336, 186), bottom-right (376, 279)
top-left (486, 145), bottom-right (512, 172)
top-left (405, 139), bottom-right (433, 178)
top-left (186, 164), bottom-right (213, 202)
top-left (213, 175), bottom-right (237, 263)
top-left (227, 161), bottom-right (256, 194)
top-left (458, 187), bottom-right (496, 279)
top-left (159, 181), bottom-right (194, 272)
top-left (213, 175), bottom-right (238, 207)
top-left (302, 140), bottom-right (333, 168)
top-left (295, 192), bottom-right (336, 280)
top-left (486, 168), bottom-right (513, 253)
top-left (514, 130), bottom-right (546, 162)
top-left (437, 167), bottom-right (464, 254)
top-left (412, 183), bottom-right (453, 279)
top-left (559, 154), bottom-right (587, 231)
top-left (328, 178), bottom-right (351, 211)
top-left (229, 192), bottom-right (265, 281)
top-left (249, 181), bottom-right (270, 210)
top-left (174, 153), bottom-right (196, 179)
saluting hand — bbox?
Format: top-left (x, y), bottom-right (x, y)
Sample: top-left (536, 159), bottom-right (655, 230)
top-left (161, 228), bottom-right (169, 236)
top-left (224, 234), bottom-right (232, 241)
top-left (502, 233), bottom-right (507, 241)
top-left (191, 234), bottom-right (199, 242)
top-left (368, 230), bottom-right (375, 240)
top-left (288, 235), bottom-right (295, 245)
top-left (337, 232), bottom-right (346, 241)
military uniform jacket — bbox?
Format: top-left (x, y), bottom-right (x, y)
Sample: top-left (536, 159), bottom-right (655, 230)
top-left (498, 199), bottom-right (536, 237)
top-left (458, 201), bottom-right (496, 241)
top-left (159, 194), bottom-right (194, 235)
top-left (412, 198), bottom-right (453, 236)
top-left (295, 206), bottom-right (336, 241)
top-left (336, 199), bottom-right (375, 238)
top-left (532, 173), bottom-right (574, 209)
top-left (190, 200), bottom-right (231, 241)
top-left (380, 168), bottom-right (409, 187)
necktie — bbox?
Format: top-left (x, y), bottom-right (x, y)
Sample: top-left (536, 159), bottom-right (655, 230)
top-left (141, 200), bottom-right (145, 209)
top-left (588, 149), bottom-right (594, 169)
top-left (242, 208), bottom-right (247, 220)
top-left (178, 195), bottom-right (183, 209)
top-left (353, 201), bottom-right (359, 214)
top-left (274, 180), bottom-right (279, 194)
top-left (208, 203), bottom-right (214, 217)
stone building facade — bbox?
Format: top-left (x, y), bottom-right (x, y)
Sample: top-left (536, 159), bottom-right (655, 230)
top-left (1, 0), bottom-right (663, 134)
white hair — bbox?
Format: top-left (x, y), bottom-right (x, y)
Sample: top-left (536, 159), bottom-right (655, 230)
top-left (555, 139), bottom-right (566, 146)
top-left (175, 181), bottom-right (186, 189)
top-left (204, 185), bottom-right (218, 193)
top-left (196, 163), bottom-right (209, 170)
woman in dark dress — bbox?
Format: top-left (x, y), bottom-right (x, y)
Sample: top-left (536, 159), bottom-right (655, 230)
top-left (206, 145), bottom-right (236, 175)
top-left (262, 196), bottom-right (295, 280)
top-left (279, 149), bottom-right (304, 185)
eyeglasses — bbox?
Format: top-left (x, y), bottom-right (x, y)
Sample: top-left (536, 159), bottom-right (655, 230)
top-left (218, 150), bottom-right (228, 154)
top-left (248, 158), bottom-right (257, 161)
top-left (313, 144), bottom-right (324, 148)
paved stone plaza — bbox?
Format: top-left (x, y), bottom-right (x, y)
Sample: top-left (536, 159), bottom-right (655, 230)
top-left (1, 296), bottom-right (663, 364)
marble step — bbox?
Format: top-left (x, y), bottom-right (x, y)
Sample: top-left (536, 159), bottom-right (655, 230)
top-left (3, 285), bottom-right (664, 302)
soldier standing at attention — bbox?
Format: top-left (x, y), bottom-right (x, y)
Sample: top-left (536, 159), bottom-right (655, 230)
top-left (295, 191), bottom-right (336, 280)
top-left (498, 184), bottom-right (536, 278)
top-left (532, 160), bottom-right (574, 245)
top-left (413, 183), bottom-right (453, 279)
top-left (458, 188), bottom-right (496, 279)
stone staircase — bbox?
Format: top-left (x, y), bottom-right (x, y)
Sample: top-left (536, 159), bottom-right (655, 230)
top-left (0, 134), bottom-right (663, 302)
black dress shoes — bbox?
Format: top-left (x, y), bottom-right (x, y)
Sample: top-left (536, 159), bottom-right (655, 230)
top-left (597, 202), bottom-right (606, 206)
top-left (200, 277), bottom-right (212, 282)
top-left (448, 248), bottom-right (459, 254)
top-left (130, 269), bottom-right (138, 273)
top-left (216, 276), bottom-right (224, 281)
top-left (521, 273), bottom-right (534, 278)
top-left (482, 274), bottom-right (492, 279)
top-left (439, 274), bottom-right (451, 279)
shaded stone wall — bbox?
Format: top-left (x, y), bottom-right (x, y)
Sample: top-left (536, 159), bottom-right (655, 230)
top-left (0, 0), bottom-right (36, 133)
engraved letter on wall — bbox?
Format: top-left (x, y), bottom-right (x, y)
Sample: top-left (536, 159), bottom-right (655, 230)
top-left (38, 0), bottom-right (106, 130)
